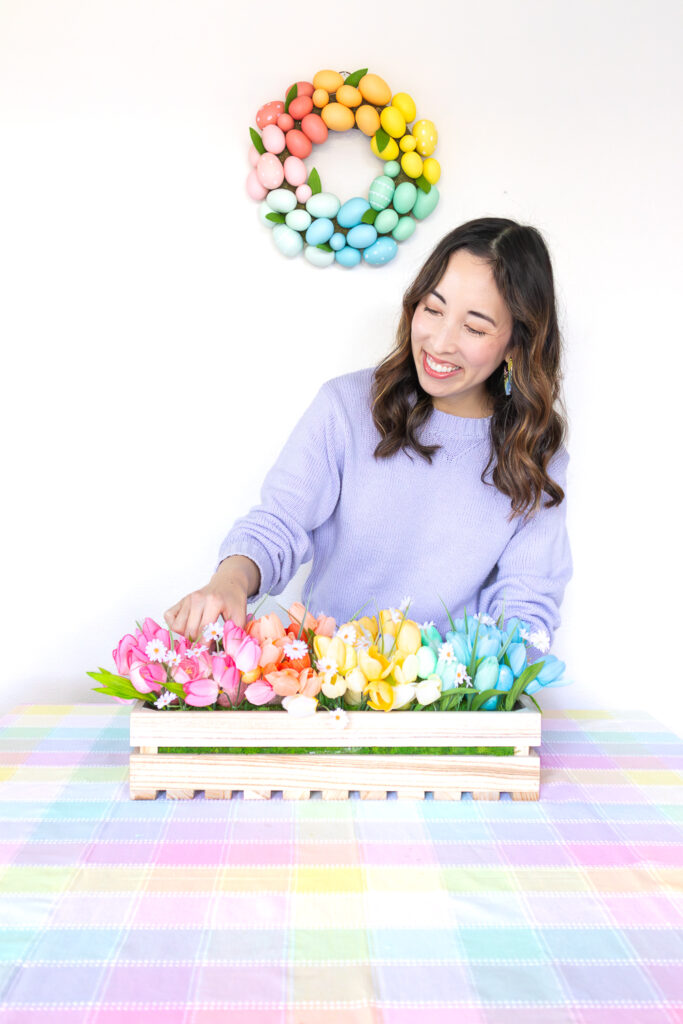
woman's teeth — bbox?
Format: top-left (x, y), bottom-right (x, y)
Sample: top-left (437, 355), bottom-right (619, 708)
top-left (424, 352), bottom-right (462, 375)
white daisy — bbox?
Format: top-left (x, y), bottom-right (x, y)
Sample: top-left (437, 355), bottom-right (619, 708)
top-left (165, 650), bottom-right (183, 667)
top-left (421, 620), bottom-right (436, 630)
top-left (398, 596), bottom-right (412, 613)
top-left (518, 627), bottom-right (532, 642)
top-left (203, 620), bottom-right (223, 641)
top-left (454, 663), bottom-right (472, 685)
top-left (316, 656), bottom-right (338, 675)
top-left (185, 644), bottom-right (208, 659)
top-left (336, 624), bottom-right (357, 645)
top-left (145, 639), bottom-right (168, 663)
top-left (529, 628), bottom-right (551, 653)
top-left (437, 642), bottom-right (456, 663)
top-left (327, 707), bottom-right (349, 728)
top-left (154, 690), bottom-right (175, 709)
top-left (479, 613), bottom-right (496, 627)
top-left (387, 607), bottom-right (403, 624)
top-left (353, 635), bottom-right (372, 651)
top-left (284, 639), bottom-right (309, 660)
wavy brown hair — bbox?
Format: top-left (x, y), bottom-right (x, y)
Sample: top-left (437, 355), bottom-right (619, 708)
top-left (371, 217), bottom-right (569, 524)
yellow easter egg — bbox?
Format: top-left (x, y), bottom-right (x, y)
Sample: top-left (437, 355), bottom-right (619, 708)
top-left (321, 102), bottom-right (355, 132)
top-left (312, 88), bottom-right (329, 108)
top-left (355, 104), bottom-right (381, 136)
top-left (313, 69), bottom-right (344, 93)
top-left (358, 72), bottom-right (392, 106)
top-left (412, 118), bottom-right (438, 156)
top-left (336, 83), bottom-right (362, 108)
top-left (423, 157), bottom-right (441, 184)
top-left (370, 134), bottom-right (399, 161)
top-left (400, 151), bottom-right (423, 178)
top-left (380, 105), bottom-right (406, 139)
top-left (391, 92), bottom-right (416, 123)
top-left (399, 134), bottom-right (417, 152)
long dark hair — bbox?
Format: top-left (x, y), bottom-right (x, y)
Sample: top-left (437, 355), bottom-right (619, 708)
top-left (371, 217), bottom-right (569, 523)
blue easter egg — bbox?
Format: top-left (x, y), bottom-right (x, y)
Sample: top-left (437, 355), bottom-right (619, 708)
top-left (362, 237), bottom-right (398, 265)
top-left (335, 246), bottom-right (362, 267)
top-left (346, 224), bottom-right (377, 250)
top-left (305, 218), bottom-right (334, 246)
top-left (337, 197), bottom-right (370, 229)
top-left (329, 232), bottom-right (346, 251)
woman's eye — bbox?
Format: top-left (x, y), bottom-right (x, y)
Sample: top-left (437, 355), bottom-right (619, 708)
top-left (466, 325), bottom-right (485, 336)
top-left (424, 305), bottom-right (440, 315)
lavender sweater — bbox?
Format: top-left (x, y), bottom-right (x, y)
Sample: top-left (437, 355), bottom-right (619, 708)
top-left (217, 367), bottom-right (572, 661)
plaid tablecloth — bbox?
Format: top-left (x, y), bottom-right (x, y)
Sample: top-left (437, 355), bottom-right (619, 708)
top-left (0, 703), bottom-right (681, 1023)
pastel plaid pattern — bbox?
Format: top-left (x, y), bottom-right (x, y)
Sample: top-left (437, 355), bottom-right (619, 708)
top-left (0, 703), bottom-right (682, 1023)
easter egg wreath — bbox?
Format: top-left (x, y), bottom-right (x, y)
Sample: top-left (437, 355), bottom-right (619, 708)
top-left (246, 67), bottom-right (441, 268)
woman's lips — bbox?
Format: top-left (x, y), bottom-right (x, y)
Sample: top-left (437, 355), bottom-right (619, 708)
top-left (422, 351), bottom-right (463, 379)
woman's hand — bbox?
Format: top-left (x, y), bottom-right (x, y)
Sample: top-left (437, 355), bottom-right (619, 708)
top-left (163, 555), bottom-right (261, 640)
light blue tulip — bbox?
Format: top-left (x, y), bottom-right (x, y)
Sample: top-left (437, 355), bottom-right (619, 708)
top-left (445, 631), bottom-right (471, 664)
top-left (473, 655), bottom-right (500, 692)
top-left (507, 642), bottom-right (528, 678)
top-left (416, 645), bottom-right (437, 678)
top-left (480, 696), bottom-right (499, 710)
top-left (421, 624), bottom-right (443, 653)
top-left (536, 655), bottom-right (566, 684)
top-left (476, 633), bottom-right (500, 658)
top-left (436, 658), bottom-right (458, 687)
top-left (496, 664), bottom-right (514, 692)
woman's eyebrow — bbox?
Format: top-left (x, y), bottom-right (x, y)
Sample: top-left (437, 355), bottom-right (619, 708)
top-left (429, 290), bottom-right (497, 327)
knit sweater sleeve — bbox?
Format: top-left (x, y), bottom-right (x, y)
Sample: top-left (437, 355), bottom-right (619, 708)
top-left (478, 445), bottom-right (573, 661)
top-left (214, 381), bottom-right (345, 604)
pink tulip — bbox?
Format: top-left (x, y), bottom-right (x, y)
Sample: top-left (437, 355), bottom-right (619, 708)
top-left (112, 633), bottom-right (144, 677)
top-left (139, 617), bottom-right (172, 649)
top-left (222, 622), bottom-right (261, 673)
top-left (171, 652), bottom-right (212, 687)
top-left (185, 678), bottom-right (218, 707)
top-left (247, 613), bottom-right (285, 644)
top-left (210, 654), bottom-right (241, 705)
top-left (244, 679), bottom-right (279, 706)
top-left (129, 660), bottom-right (166, 694)
top-left (287, 603), bottom-right (317, 634)
top-left (314, 615), bottom-right (336, 638)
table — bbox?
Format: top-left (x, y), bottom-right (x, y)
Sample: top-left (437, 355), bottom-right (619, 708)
top-left (0, 703), bottom-right (681, 1023)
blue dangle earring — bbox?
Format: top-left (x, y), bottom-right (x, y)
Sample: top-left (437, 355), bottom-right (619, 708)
top-left (503, 354), bottom-right (513, 396)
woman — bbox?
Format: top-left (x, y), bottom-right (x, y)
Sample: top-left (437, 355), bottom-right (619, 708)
top-left (164, 217), bottom-right (572, 664)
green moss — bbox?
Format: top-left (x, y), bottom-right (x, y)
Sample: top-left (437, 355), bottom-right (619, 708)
top-left (158, 745), bottom-right (514, 755)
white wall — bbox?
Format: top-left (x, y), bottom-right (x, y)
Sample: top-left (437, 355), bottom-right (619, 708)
top-left (1, 0), bottom-right (681, 732)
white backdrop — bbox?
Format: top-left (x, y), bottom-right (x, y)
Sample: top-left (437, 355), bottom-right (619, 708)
top-left (1, 0), bottom-right (681, 732)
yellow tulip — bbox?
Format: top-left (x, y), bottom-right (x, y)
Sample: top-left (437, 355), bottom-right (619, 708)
top-left (355, 616), bottom-right (378, 639)
top-left (392, 653), bottom-right (419, 684)
top-left (313, 635), bottom-right (330, 660)
top-left (345, 667), bottom-right (367, 699)
top-left (364, 678), bottom-right (394, 711)
top-left (326, 637), bottom-right (347, 667)
top-left (390, 683), bottom-right (418, 709)
top-left (395, 620), bottom-right (422, 655)
top-left (321, 675), bottom-right (347, 699)
top-left (359, 645), bottom-right (392, 681)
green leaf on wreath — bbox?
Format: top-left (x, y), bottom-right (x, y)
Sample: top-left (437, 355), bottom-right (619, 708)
top-left (361, 208), bottom-right (378, 224)
top-left (316, 243), bottom-right (333, 252)
top-left (284, 83), bottom-right (298, 114)
top-left (344, 68), bottom-right (369, 88)
top-left (415, 175), bottom-right (432, 194)
top-left (249, 127), bottom-right (265, 155)
top-left (307, 167), bottom-right (322, 194)
top-left (265, 212), bottom-right (286, 224)
top-left (374, 127), bottom-right (391, 154)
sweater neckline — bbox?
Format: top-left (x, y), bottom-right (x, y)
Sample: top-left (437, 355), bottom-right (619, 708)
top-left (425, 403), bottom-right (492, 438)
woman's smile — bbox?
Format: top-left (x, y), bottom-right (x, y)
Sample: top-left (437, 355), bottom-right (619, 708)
top-left (422, 350), bottom-right (463, 379)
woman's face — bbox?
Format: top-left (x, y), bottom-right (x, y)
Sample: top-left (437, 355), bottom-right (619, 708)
top-left (411, 248), bottom-right (515, 417)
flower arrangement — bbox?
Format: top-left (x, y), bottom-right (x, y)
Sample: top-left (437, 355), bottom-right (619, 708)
top-left (89, 598), bottom-right (570, 717)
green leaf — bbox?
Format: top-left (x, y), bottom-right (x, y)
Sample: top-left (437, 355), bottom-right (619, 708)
top-left (374, 127), bottom-right (391, 154)
top-left (344, 68), bottom-right (368, 87)
top-left (470, 688), bottom-right (506, 711)
top-left (316, 243), bottom-right (333, 252)
top-left (284, 83), bottom-right (298, 114)
top-left (505, 661), bottom-right (545, 711)
top-left (307, 167), bottom-right (321, 194)
top-left (463, 606), bottom-right (468, 633)
top-left (265, 212), bottom-right (286, 223)
top-left (249, 127), bottom-right (265, 155)
top-left (415, 175), bottom-right (432, 194)
top-left (525, 692), bottom-right (542, 712)
top-left (361, 208), bottom-right (377, 224)
top-left (437, 594), bottom-right (456, 633)
top-left (162, 680), bottom-right (186, 701)
top-left (467, 617), bottom-right (482, 678)
top-left (87, 668), bottom-right (133, 689)
top-left (89, 672), bottom-right (155, 703)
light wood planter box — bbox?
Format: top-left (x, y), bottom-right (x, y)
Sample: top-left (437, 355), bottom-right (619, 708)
top-left (129, 694), bottom-right (541, 801)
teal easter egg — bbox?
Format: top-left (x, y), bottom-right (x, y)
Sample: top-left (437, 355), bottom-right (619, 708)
top-left (392, 216), bottom-right (416, 242)
top-left (384, 160), bottom-right (400, 178)
top-left (374, 209), bottom-right (399, 234)
top-left (304, 245), bottom-right (335, 268)
top-left (368, 175), bottom-right (395, 211)
top-left (416, 645), bottom-right (437, 678)
top-left (305, 217), bottom-right (334, 246)
top-left (306, 192), bottom-right (340, 219)
top-left (266, 188), bottom-right (297, 214)
top-left (393, 181), bottom-right (417, 214)
top-left (330, 232), bottom-right (346, 251)
top-left (258, 201), bottom-right (278, 228)
top-left (412, 184), bottom-right (440, 220)
top-left (272, 223), bottom-right (304, 258)
top-left (337, 197), bottom-right (370, 228)
top-left (335, 246), bottom-right (362, 267)
top-left (346, 224), bottom-right (377, 249)
top-left (363, 237), bottom-right (398, 265)
top-left (285, 209), bottom-right (311, 232)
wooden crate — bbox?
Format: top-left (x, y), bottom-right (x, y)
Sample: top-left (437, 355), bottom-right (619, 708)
top-left (129, 694), bottom-right (541, 801)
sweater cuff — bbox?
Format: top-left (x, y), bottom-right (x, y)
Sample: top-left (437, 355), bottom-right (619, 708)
top-left (214, 537), bottom-right (273, 605)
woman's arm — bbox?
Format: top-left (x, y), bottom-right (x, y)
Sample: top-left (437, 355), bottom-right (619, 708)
top-left (478, 446), bottom-right (573, 661)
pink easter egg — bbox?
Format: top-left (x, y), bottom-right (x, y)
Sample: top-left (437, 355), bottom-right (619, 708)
top-left (246, 169), bottom-right (267, 200)
top-left (256, 100), bottom-right (284, 130)
top-left (287, 80), bottom-right (314, 98)
top-left (296, 183), bottom-right (312, 203)
top-left (289, 95), bottom-right (313, 120)
top-left (277, 113), bottom-right (294, 132)
top-left (285, 129), bottom-right (312, 159)
top-left (255, 152), bottom-right (284, 190)
top-left (283, 155), bottom-right (307, 187)
top-left (300, 112), bottom-right (328, 145)
top-left (262, 124), bottom-right (286, 155)
top-left (248, 144), bottom-right (260, 167)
